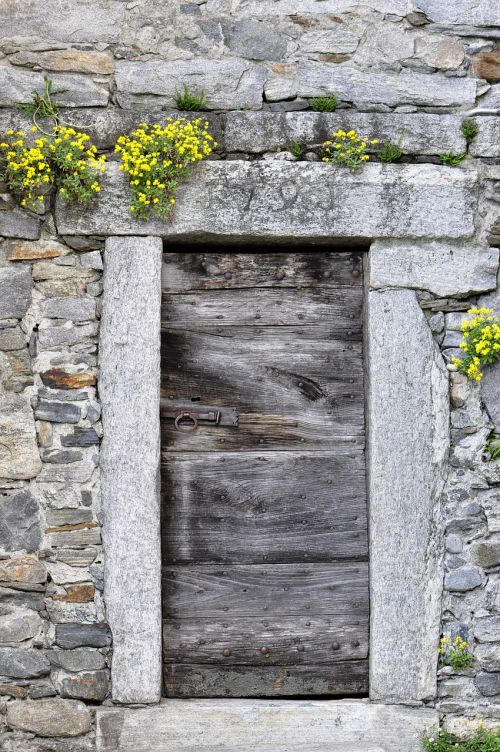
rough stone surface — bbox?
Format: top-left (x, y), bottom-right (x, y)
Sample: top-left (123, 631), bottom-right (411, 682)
top-left (40, 297), bottom-right (97, 322)
top-left (369, 242), bottom-right (499, 297)
top-left (0, 396), bottom-right (41, 480)
top-left (55, 623), bottom-right (111, 649)
top-left (367, 288), bottom-right (448, 702)
top-left (95, 702), bottom-right (438, 752)
top-left (0, 648), bottom-right (49, 678)
top-left (56, 162), bottom-right (477, 241)
top-left (0, 66), bottom-right (109, 107)
top-left (474, 672), bottom-right (500, 697)
top-left (444, 566), bottom-right (483, 592)
top-left (7, 698), bottom-right (91, 737)
top-left (0, 555), bottom-right (47, 584)
top-left (0, 490), bottom-right (42, 554)
top-left (0, 206), bottom-right (40, 240)
top-left (34, 401), bottom-right (81, 424)
top-left (100, 237), bottom-right (162, 704)
top-left (52, 668), bottom-right (109, 701)
top-left (116, 59), bottom-right (266, 110)
top-left (412, 0), bottom-right (500, 26)
top-left (0, 606), bottom-right (43, 645)
top-left (0, 267), bottom-right (32, 319)
top-left (48, 648), bottom-right (106, 672)
top-left (481, 363), bottom-right (500, 429)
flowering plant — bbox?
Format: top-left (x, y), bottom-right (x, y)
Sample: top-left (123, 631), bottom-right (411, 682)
top-left (115, 118), bottom-right (216, 220)
top-left (438, 635), bottom-right (474, 671)
top-left (452, 308), bottom-right (500, 382)
top-left (322, 129), bottom-right (378, 169)
top-left (0, 126), bottom-right (105, 210)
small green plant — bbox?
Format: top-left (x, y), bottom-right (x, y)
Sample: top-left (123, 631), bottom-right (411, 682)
top-left (377, 131), bottom-right (405, 163)
top-left (461, 118), bottom-right (480, 145)
top-left (0, 125), bottom-right (105, 210)
top-left (439, 150), bottom-right (467, 167)
top-left (175, 83), bottom-right (206, 111)
top-left (18, 76), bottom-right (66, 133)
top-left (289, 140), bottom-right (303, 159)
top-left (452, 308), bottom-right (500, 381)
top-left (310, 93), bottom-right (337, 112)
top-left (323, 129), bottom-right (378, 170)
top-left (115, 117), bottom-right (216, 220)
top-left (438, 634), bottom-right (474, 671)
top-left (485, 432), bottom-right (500, 461)
top-left (422, 727), bottom-right (500, 752)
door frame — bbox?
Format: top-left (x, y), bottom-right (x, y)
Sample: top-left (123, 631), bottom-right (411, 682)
top-left (98, 238), bottom-right (448, 715)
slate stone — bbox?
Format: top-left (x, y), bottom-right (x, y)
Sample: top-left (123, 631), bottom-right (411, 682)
top-left (55, 622), bottom-right (111, 649)
top-left (444, 566), bottom-right (483, 592)
top-left (40, 296), bottom-right (97, 322)
top-left (0, 205), bottom-right (40, 240)
top-left (0, 325), bottom-right (26, 350)
top-left (40, 369), bottom-right (96, 389)
top-left (222, 20), bottom-right (287, 61)
top-left (471, 540), bottom-right (500, 568)
top-left (34, 400), bottom-right (81, 424)
top-left (0, 647), bottom-right (49, 678)
top-left (0, 490), bottom-right (42, 553)
top-left (0, 586), bottom-right (45, 612)
top-left (481, 363), bottom-right (500, 429)
top-left (0, 605), bottom-right (43, 645)
top-left (40, 449), bottom-right (84, 464)
top-left (474, 616), bottom-right (500, 642)
top-left (52, 668), bottom-right (109, 701)
top-left (115, 58), bottom-right (266, 110)
top-left (48, 647), bottom-right (106, 672)
top-left (6, 698), bottom-right (91, 737)
top-left (0, 395), bottom-right (41, 480)
top-left (37, 322), bottom-right (98, 348)
top-left (45, 507), bottom-right (93, 528)
top-left (61, 427), bottom-right (100, 447)
top-left (474, 672), bottom-right (500, 697)
top-left (0, 267), bottom-right (32, 319)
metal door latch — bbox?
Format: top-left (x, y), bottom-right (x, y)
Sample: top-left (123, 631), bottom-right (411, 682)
top-left (160, 400), bottom-right (238, 432)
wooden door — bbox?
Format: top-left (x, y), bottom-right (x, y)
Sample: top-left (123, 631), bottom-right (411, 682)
top-left (161, 251), bottom-right (368, 698)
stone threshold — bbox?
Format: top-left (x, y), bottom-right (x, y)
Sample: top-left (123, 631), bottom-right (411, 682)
top-left (96, 699), bottom-right (438, 752)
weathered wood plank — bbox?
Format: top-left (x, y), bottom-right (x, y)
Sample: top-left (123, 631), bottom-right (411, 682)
top-left (162, 251), bottom-right (363, 292)
top-left (162, 563), bottom-right (368, 619)
top-left (163, 661), bottom-right (369, 697)
top-left (163, 614), bottom-right (368, 665)
top-left (161, 452), bottom-right (367, 564)
top-left (161, 287), bottom-right (362, 327)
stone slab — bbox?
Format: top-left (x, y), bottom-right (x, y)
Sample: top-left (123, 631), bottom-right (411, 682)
top-left (100, 236), bottom-right (163, 704)
top-left (115, 59), bottom-right (266, 110)
top-left (223, 112), bottom-right (467, 155)
top-left (0, 267), bottom-right (32, 319)
top-left (6, 698), bottom-right (91, 737)
top-left (207, 0), bottom-right (408, 15)
top-left (296, 63), bottom-right (476, 107)
top-left (0, 206), bottom-right (40, 240)
top-left (0, 395), bottom-right (41, 480)
top-left (96, 700), bottom-right (438, 752)
top-left (470, 118), bottom-right (500, 158)
top-left (367, 289), bottom-right (448, 702)
top-left (411, 0), bottom-right (500, 26)
top-left (0, 65), bottom-right (109, 107)
top-left (369, 242), bottom-right (499, 297)
top-left (56, 162), bottom-right (477, 241)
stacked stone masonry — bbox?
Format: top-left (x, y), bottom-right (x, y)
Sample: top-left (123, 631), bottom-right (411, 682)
top-left (0, 0), bottom-right (499, 749)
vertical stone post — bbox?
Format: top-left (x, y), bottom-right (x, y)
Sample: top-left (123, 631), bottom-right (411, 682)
top-left (100, 236), bottom-right (163, 704)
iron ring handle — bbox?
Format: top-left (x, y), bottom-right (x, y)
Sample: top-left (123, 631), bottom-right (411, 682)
top-left (174, 412), bottom-right (198, 432)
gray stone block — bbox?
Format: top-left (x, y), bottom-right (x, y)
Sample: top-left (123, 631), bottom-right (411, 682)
top-left (481, 363), bottom-right (500, 429)
top-left (0, 205), bottom-right (40, 240)
top-left (48, 648), bottom-right (106, 672)
top-left (296, 63), bottom-right (476, 107)
top-left (0, 65), bottom-right (108, 107)
top-left (96, 701), bottom-right (438, 752)
top-left (370, 242), bottom-right (498, 297)
top-left (34, 400), bottom-right (81, 424)
top-left (0, 647), bottom-right (49, 678)
top-left (0, 490), bottom-right (42, 554)
top-left (56, 162), bottom-right (477, 241)
top-left (474, 672), bottom-right (500, 697)
top-left (6, 698), bottom-right (91, 738)
top-left (40, 296), bottom-right (97, 322)
top-left (100, 236), bottom-right (162, 704)
top-left (222, 20), bottom-right (287, 60)
top-left (470, 118), bottom-right (500, 159)
top-left (474, 616), bottom-right (500, 642)
top-left (223, 112), bottom-right (467, 155)
top-left (471, 540), bottom-right (500, 568)
top-left (0, 605), bottom-right (43, 645)
top-left (0, 267), bottom-right (32, 319)
top-left (55, 622), bottom-right (110, 649)
top-left (115, 58), bottom-right (266, 110)
top-left (0, 0), bottom-right (124, 42)
top-left (411, 0), bottom-right (500, 26)
top-left (52, 668), bottom-right (109, 701)
top-left (207, 0), bottom-right (407, 14)
top-left (367, 289), bottom-right (448, 702)
top-left (444, 566), bottom-right (483, 592)
top-left (0, 395), bottom-right (41, 480)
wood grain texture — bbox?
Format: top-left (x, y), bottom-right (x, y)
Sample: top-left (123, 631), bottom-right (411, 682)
top-left (162, 251), bottom-right (363, 292)
top-left (162, 287), bottom-right (362, 328)
top-left (163, 661), bottom-right (369, 697)
top-left (162, 563), bottom-right (368, 619)
top-left (161, 452), bottom-right (367, 564)
top-left (163, 614), bottom-right (368, 665)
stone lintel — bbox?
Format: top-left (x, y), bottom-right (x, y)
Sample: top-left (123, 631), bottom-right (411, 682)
top-left (96, 700), bottom-right (438, 752)
top-left (100, 236), bottom-right (163, 704)
top-left (56, 161), bottom-right (477, 242)
top-left (367, 288), bottom-right (449, 702)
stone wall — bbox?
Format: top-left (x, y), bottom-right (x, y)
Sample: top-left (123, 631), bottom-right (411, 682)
top-left (0, 0), bottom-right (499, 749)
